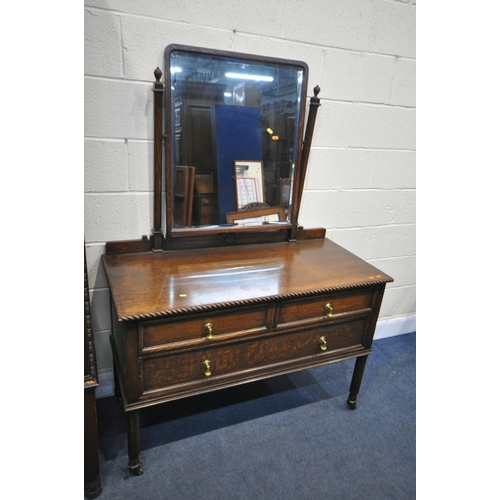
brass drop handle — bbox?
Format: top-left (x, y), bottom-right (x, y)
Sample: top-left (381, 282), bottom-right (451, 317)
top-left (319, 336), bottom-right (327, 351)
top-left (203, 360), bottom-right (212, 377)
top-left (204, 322), bottom-right (213, 340)
top-left (324, 303), bottom-right (333, 318)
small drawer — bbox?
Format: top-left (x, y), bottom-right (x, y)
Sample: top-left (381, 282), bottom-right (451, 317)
top-left (141, 305), bottom-right (269, 350)
top-left (142, 318), bottom-right (368, 392)
top-left (277, 290), bottom-right (373, 328)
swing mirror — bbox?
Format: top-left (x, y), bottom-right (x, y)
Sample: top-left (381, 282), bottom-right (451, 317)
top-left (164, 44), bottom-right (309, 235)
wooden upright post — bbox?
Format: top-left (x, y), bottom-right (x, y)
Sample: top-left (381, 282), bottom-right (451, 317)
top-left (290, 85), bottom-right (321, 240)
top-left (297, 85), bottom-right (321, 217)
top-left (152, 68), bottom-right (164, 252)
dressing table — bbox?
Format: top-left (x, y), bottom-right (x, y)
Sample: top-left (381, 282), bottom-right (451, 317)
top-left (102, 45), bottom-right (393, 475)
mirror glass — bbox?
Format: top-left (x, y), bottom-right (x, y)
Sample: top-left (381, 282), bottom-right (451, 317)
top-left (166, 45), bottom-right (308, 232)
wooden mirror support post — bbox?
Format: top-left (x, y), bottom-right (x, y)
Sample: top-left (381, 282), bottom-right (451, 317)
top-left (152, 68), bottom-right (164, 252)
top-left (290, 85), bottom-right (321, 241)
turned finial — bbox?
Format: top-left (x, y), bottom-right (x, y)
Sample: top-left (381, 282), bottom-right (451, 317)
top-left (154, 67), bottom-right (162, 82)
top-left (313, 85), bottom-right (321, 97)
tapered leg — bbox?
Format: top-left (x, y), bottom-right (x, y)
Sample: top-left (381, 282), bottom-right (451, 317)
top-left (127, 410), bottom-right (143, 475)
top-left (347, 355), bottom-right (368, 410)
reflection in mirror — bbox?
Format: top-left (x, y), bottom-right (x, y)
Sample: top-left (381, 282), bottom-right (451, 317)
top-left (166, 46), bottom-right (308, 231)
top-left (234, 161), bottom-right (264, 210)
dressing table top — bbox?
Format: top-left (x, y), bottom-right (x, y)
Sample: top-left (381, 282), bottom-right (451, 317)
top-left (103, 238), bottom-right (393, 322)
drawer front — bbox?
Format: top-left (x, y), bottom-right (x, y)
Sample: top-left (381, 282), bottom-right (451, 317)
top-left (142, 318), bottom-right (368, 392)
top-left (277, 290), bottom-right (373, 328)
top-left (142, 306), bottom-right (269, 349)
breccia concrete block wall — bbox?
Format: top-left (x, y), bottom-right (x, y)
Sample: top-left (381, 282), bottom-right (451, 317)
top-left (84, 0), bottom-right (416, 381)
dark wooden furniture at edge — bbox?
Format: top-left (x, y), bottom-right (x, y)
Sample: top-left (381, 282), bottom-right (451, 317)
top-left (102, 55), bottom-right (393, 476)
top-left (85, 246), bottom-right (101, 497)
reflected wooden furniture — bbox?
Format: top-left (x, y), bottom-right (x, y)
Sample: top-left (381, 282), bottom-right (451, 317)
top-left (233, 82), bottom-right (261, 107)
top-left (193, 174), bottom-right (215, 226)
top-left (174, 81), bottom-right (225, 174)
top-left (102, 238), bottom-right (392, 475)
top-left (225, 205), bottom-right (286, 224)
top-left (173, 166), bottom-right (195, 227)
top-left (84, 247), bottom-right (101, 498)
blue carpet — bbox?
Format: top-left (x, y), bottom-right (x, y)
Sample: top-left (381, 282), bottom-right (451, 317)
top-left (94, 332), bottom-right (416, 499)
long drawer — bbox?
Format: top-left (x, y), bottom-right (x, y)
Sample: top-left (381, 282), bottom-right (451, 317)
top-left (142, 317), bottom-right (369, 393)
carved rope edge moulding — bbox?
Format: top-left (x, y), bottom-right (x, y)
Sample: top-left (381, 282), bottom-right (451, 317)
top-left (110, 279), bottom-right (392, 322)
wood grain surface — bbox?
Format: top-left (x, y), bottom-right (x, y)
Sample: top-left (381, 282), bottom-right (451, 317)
top-left (103, 238), bottom-right (393, 322)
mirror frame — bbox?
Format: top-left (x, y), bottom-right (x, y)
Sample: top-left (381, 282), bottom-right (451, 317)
top-left (164, 44), bottom-right (310, 239)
